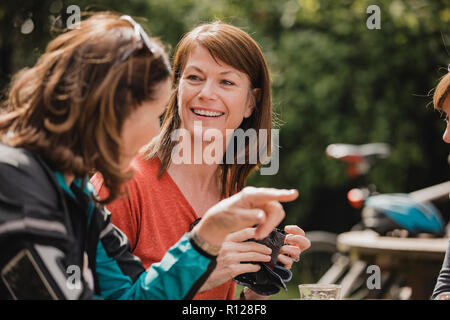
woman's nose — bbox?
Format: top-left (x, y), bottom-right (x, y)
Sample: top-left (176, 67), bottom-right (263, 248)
top-left (198, 80), bottom-right (217, 100)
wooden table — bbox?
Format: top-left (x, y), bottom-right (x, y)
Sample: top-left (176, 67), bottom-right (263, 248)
top-left (336, 230), bottom-right (449, 299)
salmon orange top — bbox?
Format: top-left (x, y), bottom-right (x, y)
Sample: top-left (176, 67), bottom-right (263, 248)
top-left (90, 155), bottom-right (236, 300)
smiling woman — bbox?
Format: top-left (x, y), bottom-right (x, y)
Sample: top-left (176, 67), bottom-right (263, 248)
top-left (179, 45), bottom-right (257, 137)
top-left (91, 21), bottom-right (311, 301)
top-left (0, 13), bottom-right (298, 300)
top-left (148, 21), bottom-right (272, 198)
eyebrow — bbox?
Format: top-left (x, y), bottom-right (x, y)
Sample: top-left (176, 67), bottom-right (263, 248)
top-left (185, 65), bottom-right (242, 78)
top-left (219, 70), bottom-right (242, 78)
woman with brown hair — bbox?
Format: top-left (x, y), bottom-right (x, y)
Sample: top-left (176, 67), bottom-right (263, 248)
top-left (431, 67), bottom-right (450, 300)
top-left (0, 13), bottom-right (298, 300)
top-left (92, 21), bottom-right (310, 300)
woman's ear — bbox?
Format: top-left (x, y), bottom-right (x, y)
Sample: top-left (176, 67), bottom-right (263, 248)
top-left (244, 88), bottom-right (261, 118)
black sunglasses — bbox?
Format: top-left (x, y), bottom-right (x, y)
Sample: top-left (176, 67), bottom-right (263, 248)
top-left (116, 15), bottom-right (160, 66)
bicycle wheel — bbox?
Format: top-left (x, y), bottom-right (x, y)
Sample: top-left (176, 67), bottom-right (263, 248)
top-left (296, 231), bottom-right (338, 284)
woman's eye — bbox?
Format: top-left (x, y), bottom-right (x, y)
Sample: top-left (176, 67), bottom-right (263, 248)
top-left (221, 79), bottom-right (235, 86)
top-left (187, 75), bottom-right (200, 81)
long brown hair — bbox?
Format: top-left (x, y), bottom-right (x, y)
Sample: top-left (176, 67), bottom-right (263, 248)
top-left (0, 12), bottom-right (171, 204)
top-left (144, 21), bottom-right (272, 198)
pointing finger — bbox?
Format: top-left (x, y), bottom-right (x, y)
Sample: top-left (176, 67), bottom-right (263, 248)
top-left (254, 200), bottom-right (285, 240)
top-left (239, 187), bottom-right (299, 207)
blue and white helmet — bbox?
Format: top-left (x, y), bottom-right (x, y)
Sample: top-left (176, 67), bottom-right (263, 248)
top-left (362, 193), bottom-right (445, 236)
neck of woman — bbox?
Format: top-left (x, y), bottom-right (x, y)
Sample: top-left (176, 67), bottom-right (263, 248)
top-left (168, 160), bottom-right (220, 195)
top-left (168, 136), bottom-right (227, 194)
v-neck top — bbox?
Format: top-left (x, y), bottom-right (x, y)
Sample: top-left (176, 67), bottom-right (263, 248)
top-left (90, 155), bottom-right (236, 300)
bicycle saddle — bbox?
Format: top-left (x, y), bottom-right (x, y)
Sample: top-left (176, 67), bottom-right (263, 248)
top-left (326, 143), bottom-right (391, 164)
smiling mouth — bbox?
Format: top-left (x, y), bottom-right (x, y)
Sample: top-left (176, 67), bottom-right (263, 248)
top-left (191, 108), bottom-right (225, 118)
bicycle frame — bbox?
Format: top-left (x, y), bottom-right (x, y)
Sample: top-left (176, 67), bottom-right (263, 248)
top-left (303, 142), bottom-right (450, 299)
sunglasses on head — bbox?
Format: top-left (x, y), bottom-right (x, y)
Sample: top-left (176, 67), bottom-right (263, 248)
top-left (116, 15), bottom-right (160, 66)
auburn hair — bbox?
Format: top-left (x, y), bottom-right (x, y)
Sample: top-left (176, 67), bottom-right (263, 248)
top-left (0, 12), bottom-right (171, 204)
top-left (144, 21), bottom-right (273, 198)
top-left (433, 71), bottom-right (450, 111)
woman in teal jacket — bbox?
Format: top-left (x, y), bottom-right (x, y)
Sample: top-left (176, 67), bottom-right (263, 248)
top-left (0, 12), bottom-right (297, 300)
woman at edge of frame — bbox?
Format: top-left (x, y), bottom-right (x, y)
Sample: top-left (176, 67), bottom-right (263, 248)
top-left (431, 67), bottom-right (450, 300)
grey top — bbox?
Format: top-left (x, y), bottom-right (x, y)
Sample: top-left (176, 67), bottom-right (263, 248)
top-left (432, 238), bottom-right (450, 299)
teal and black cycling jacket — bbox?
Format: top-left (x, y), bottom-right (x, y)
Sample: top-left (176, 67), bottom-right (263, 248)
top-left (0, 143), bottom-right (216, 300)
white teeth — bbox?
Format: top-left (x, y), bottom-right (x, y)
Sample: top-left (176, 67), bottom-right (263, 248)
top-left (192, 109), bottom-right (224, 117)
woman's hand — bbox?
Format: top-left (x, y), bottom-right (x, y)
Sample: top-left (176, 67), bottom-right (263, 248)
top-left (193, 187), bottom-right (299, 249)
top-left (277, 225), bottom-right (311, 269)
top-left (198, 228), bottom-right (272, 292)
top-left (242, 225), bottom-right (311, 300)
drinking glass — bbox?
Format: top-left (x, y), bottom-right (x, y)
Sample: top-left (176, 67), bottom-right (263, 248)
top-left (298, 284), bottom-right (342, 300)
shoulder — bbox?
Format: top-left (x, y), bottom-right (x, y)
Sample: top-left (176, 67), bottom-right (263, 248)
top-left (0, 143), bottom-right (62, 228)
top-left (0, 142), bottom-right (39, 172)
top-left (130, 155), bottom-right (163, 181)
top-left (90, 155), bottom-right (163, 200)
top-left (123, 155), bottom-right (168, 202)
top-left (0, 143), bottom-right (59, 204)
top-left (120, 155), bottom-right (166, 195)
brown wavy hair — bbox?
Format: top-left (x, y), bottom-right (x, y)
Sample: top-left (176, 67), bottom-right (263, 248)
top-left (0, 12), bottom-right (171, 204)
top-left (144, 21), bottom-right (273, 198)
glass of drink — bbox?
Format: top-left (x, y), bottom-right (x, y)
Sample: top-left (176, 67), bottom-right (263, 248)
top-left (298, 284), bottom-right (342, 300)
